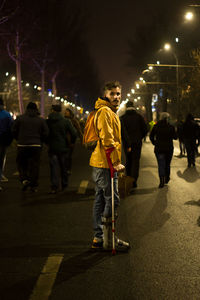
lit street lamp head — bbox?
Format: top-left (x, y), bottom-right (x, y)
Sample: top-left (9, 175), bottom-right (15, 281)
top-left (164, 43), bottom-right (171, 51)
top-left (185, 11), bottom-right (193, 21)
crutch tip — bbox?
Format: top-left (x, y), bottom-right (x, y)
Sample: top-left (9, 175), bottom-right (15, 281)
top-left (112, 249), bottom-right (116, 255)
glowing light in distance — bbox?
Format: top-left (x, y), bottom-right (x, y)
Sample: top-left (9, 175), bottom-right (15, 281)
top-left (185, 12), bottom-right (193, 21)
top-left (164, 43), bottom-right (171, 50)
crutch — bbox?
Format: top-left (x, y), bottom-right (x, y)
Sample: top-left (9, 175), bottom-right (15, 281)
top-left (105, 147), bottom-right (116, 255)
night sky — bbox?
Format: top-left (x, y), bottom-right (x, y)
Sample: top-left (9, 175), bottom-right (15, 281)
top-left (82, 0), bottom-right (195, 98)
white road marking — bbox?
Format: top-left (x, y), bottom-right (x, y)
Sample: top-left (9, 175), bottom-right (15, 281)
top-left (29, 254), bottom-right (63, 300)
top-left (77, 180), bottom-right (89, 194)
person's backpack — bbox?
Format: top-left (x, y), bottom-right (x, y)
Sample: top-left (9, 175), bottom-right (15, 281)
top-left (82, 110), bottom-right (99, 150)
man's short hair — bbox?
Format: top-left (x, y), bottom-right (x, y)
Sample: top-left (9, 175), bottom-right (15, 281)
top-left (103, 81), bottom-right (122, 92)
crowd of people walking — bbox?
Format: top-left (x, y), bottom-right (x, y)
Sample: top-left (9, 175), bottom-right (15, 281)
top-left (1, 95), bottom-right (200, 193)
top-left (1, 83), bottom-right (200, 251)
top-left (0, 98), bottom-right (84, 193)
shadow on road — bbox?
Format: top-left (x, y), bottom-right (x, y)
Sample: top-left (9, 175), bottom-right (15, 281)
top-left (132, 187), bottom-right (170, 250)
top-left (20, 188), bottom-right (95, 206)
top-left (177, 167), bottom-right (200, 183)
top-left (130, 187), bottom-right (158, 195)
top-left (55, 249), bottom-right (123, 285)
top-left (184, 199), bottom-right (200, 206)
top-left (184, 199), bottom-right (200, 227)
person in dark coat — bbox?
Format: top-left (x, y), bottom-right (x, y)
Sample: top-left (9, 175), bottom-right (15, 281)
top-left (46, 104), bottom-right (77, 194)
top-left (64, 107), bottom-right (83, 174)
top-left (120, 101), bottom-right (148, 188)
top-left (182, 113), bottom-right (200, 168)
top-left (12, 102), bottom-right (49, 192)
top-left (150, 112), bottom-right (177, 188)
top-left (0, 98), bottom-right (13, 191)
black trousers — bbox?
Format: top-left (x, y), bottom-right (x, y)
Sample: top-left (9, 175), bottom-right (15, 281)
top-left (49, 152), bottom-right (69, 190)
top-left (124, 142), bottom-right (142, 182)
top-left (16, 147), bottom-right (41, 187)
top-left (184, 139), bottom-right (196, 166)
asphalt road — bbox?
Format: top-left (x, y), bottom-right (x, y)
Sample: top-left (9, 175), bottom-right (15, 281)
top-left (1, 139), bottom-right (200, 300)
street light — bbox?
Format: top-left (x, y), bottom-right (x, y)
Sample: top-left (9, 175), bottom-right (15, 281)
top-left (164, 43), bottom-right (179, 114)
top-left (185, 11), bottom-right (194, 21)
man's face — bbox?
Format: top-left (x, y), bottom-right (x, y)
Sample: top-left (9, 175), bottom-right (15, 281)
top-left (104, 87), bottom-right (121, 107)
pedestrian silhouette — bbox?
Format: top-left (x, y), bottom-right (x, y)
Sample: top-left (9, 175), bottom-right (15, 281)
top-left (150, 112), bottom-right (177, 188)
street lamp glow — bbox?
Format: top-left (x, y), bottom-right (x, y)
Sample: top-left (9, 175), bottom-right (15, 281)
top-left (185, 11), bottom-right (193, 21)
top-left (131, 89), bottom-right (135, 94)
top-left (5, 72), bottom-right (9, 76)
top-left (139, 77), bottom-right (143, 81)
top-left (25, 83), bottom-right (30, 87)
top-left (164, 43), bottom-right (171, 51)
top-left (136, 83), bottom-right (140, 89)
top-left (11, 76), bottom-right (16, 81)
top-left (127, 93), bottom-right (131, 97)
top-left (175, 37), bottom-right (179, 43)
top-left (149, 66), bottom-right (153, 70)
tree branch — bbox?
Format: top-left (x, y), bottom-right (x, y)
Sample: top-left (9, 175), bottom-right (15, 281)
top-left (7, 42), bottom-right (16, 62)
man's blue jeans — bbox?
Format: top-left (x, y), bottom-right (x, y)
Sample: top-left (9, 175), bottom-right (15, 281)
top-left (92, 167), bottom-right (120, 240)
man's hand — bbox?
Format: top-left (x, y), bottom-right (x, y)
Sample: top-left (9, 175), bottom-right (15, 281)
top-left (114, 163), bottom-right (125, 172)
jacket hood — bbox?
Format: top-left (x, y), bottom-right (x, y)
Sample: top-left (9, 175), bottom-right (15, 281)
top-left (157, 119), bottom-right (168, 127)
top-left (48, 111), bottom-right (63, 122)
top-left (94, 97), bottom-right (118, 112)
top-left (26, 108), bottom-right (39, 117)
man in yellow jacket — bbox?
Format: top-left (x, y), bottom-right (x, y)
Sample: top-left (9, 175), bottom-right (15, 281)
top-left (90, 81), bottom-right (126, 249)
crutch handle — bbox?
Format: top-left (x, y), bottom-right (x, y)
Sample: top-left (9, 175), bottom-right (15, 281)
top-left (105, 147), bottom-right (115, 178)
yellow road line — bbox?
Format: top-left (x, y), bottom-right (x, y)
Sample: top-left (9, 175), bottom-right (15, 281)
top-left (29, 253), bottom-right (63, 300)
top-left (77, 180), bottom-right (89, 194)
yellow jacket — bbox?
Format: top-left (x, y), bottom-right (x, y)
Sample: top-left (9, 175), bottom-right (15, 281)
top-left (89, 98), bottom-right (121, 168)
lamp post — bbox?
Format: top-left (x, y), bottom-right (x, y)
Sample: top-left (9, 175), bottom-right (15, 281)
top-left (164, 43), bottom-right (179, 115)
